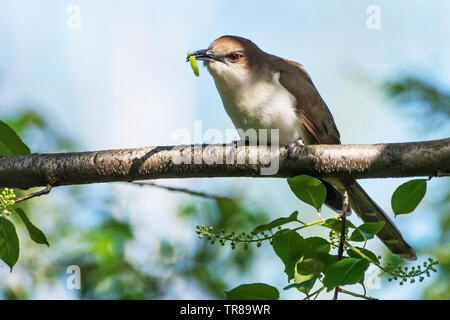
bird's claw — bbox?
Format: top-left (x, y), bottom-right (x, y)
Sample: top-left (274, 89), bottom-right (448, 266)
top-left (288, 139), bottom-right (304, 149)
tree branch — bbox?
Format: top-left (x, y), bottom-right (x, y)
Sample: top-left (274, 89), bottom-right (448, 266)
top-left (0, 138), bottom-right (449, 189)
top-left (14, 184), bottom-right (52, 203)
top-left (130, 181), bottom-right (231, 200)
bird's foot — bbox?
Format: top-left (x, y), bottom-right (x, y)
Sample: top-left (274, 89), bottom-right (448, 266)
top-left (288, 139), bottom-right (304, 149)
top-left (286, 139), bottom-right (304, 159)
top-left (230, 140), bottom-right (243, 147)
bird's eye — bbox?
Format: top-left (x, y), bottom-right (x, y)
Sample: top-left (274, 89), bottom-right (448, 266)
top-left (227, 52), bottom-right (241, 63)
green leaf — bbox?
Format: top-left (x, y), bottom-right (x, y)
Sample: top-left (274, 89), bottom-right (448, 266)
top-left (15, 208), bottom-right (50, 246)
top-left (322, 217), bottom-right (356, 232)
top-left (287, 175), bottom-right (326, 211)
top-left (0, 120), bottom-right (31, 156)
top-left (295, 257), bottom-right (323, 293)
top-left (297, 257), bottom-right (324, 277)
top-left (391, 179), bottom-right (427, 215)
top-left (284, 276), bottom-right (318, 292)
top-left (0, 216), bottom-right (20, 271)
top-left (272, 230), bottom-right (304, 281)
top-left (322, 258), bottom-right (370, 291)
top-left (287, 237), bottom-right (334, 293)
top-left (225, 283), bottom-right (279, 300)
top-left (347, 247), bottom-right (380, 264)
top-left (316, 253), bottom-right (338, 270)
top-left (302, 237), bottom-right (331, 257)
top-left (359, 221), bottom-right (385, 235)
top-left (251, 211), bottom-right (298, 235)
top-left (349, 221), bottom-right (385, 242)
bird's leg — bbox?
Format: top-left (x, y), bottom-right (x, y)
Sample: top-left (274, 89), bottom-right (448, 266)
top-left (287, 138), bottom-right (304, 159)
top-left (230, 139), bottom-right (252, 147)
top-left (288, 138), bottom-right (304, 148)
top-left (230, 140), bottom-right (240, 148)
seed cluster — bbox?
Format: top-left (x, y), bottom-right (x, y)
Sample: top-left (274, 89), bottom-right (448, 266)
top-left (329, 229), bottom-right (349, 249)
top-left (386, 257), bottom-right (439, 285)
top-left (0, 188), bottom-right (16, 216)
top-left (195, 224), bottom-right (273, 249)
top-left (195, 221), bottom-right (439, 288)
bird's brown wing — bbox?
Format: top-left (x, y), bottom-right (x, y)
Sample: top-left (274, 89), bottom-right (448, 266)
top-left (277, 58), bottom-right (341, 145)
top-left (275, 57), bottom-right (416, 260)
top-left (276, 58), bottom-right (346, 210)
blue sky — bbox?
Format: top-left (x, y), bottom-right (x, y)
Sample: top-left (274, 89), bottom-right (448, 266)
top-left (0, 0), bottom-right (449, 299)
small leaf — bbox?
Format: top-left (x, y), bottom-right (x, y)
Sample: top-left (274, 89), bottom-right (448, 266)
top-left (322, 217), bottom-right (340, 228)
top-left (272, 230), bottom-right (304, 281)
top-left (15, 208), bottom-right (50, 246)
top-left (322, 217), bottom-right (356, 232)
top-left (287, 175), bottom-right (326, 211)
top-left (349, 221), bottom-right (385, 242)
top-left (251, 211), bottom-right (298, 235)
top-left (359, 221), bottom-right (385, 235)
top-left (322, 258), bottom-right (370, 291)
top-left (349, 232), bottom-right (369, 242)
top-left (391, 179), bottom-right (427, 215)
top-left (0, 216), bottom-right (20, 271)
top-left (0, 120), bottom-right (31, 156)
top-left (225, 283), bottom-right (279, 300)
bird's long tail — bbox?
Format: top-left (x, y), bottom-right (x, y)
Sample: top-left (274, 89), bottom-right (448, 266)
top-left (347, 182), bottom-right (417, 261)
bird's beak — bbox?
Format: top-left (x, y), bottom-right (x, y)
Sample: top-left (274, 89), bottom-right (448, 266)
top-left (186, 49), bottom-right (216, 62)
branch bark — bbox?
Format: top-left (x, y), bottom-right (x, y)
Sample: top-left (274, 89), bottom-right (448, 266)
top-left (0, 138), bottom-right (449, 189)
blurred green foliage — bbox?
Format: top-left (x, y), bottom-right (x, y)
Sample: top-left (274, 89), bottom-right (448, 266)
top-left (384, 76), bottom-right (450, 129)
top-left (3, 110), bottom-right (76, 153)
top-left (176, 197), bottom-right (269, 298)
top-left (0, 110), bottom-right (269, 299)
top-left (384, 75), bottom-right (450, 299)
top-left (1, 72), bottom-right (448, 300)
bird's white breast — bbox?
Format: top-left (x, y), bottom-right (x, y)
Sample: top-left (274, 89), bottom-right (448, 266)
top-left (211, 71), bottom-right (303, 145)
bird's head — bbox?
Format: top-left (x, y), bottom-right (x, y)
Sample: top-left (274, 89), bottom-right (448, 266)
top-left (189, 35), bottom-right (263, 88)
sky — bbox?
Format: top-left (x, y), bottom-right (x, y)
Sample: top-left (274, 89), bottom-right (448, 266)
top-left (0, 0), bottom-right (449, 299)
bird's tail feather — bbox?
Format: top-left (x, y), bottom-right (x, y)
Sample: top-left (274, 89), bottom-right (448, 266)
top-left (348, 182), bottom-right (417, 261)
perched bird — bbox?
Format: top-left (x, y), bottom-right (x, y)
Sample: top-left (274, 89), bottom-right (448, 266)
top-left (189, 35), bottom-right (416, 260)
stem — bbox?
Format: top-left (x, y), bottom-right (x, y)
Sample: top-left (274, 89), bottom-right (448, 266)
top-left (200, 214), bottom-right (341, 245)
top-left (303, 286), bottom-right (326, 300)
top-left (131, 181), bottom-right (231, 200)
top-left (338, 288), bottom-right (377, 300)
top-left (337, 191), bottom-right (349, 260)
top-left (346, 242), bottom-right (380, 266)
top-left (296, 219), bottom-right (307, 226)
top-left (14, 184), bottom-right (52, 204)
top-left (293, 214), bottom-right (341, 231)
top-left (347, 242), bottom-right (437, 281)
top-left (333, 189), bottom-right (349, 300)
top-left (317, 209), bottom-right (322, 220)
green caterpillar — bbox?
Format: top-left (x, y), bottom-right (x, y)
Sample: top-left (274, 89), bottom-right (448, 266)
top-left (186, 51), bottom-right (199, 77)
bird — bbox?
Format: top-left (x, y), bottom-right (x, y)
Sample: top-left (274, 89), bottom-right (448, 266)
top-left (188, 35), bottom-right (416, 260)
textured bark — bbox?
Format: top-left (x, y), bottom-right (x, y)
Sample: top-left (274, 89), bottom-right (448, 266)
top-left (0, 138), bottom-right (449, 189)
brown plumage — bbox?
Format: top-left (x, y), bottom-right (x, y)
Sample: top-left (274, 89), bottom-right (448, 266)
top-left (195, 35), bottom-right (416, 260)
